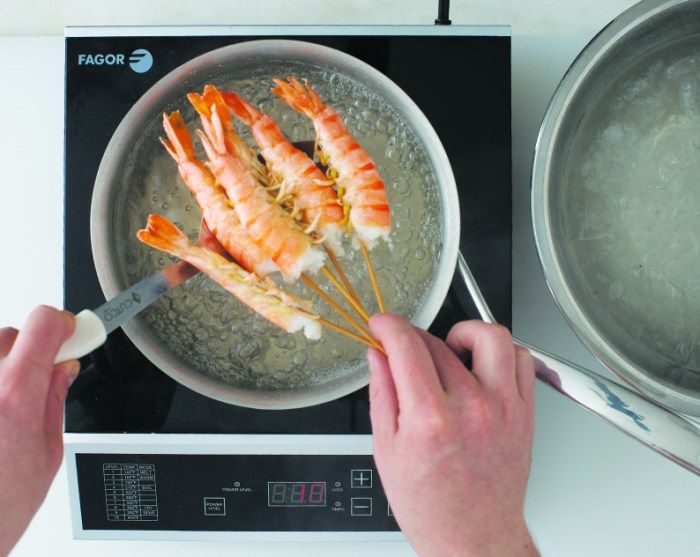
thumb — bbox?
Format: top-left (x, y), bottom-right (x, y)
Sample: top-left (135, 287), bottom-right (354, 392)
top-left (43, 360), bottom-right (80, 465)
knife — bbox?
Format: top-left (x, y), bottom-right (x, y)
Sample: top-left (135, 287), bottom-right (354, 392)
top-left (54, 261), bottom-right (199, 364)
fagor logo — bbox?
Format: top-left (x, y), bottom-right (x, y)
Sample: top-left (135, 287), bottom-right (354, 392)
top-left (77, 49), bottom-right (153, 73)
top-left (129, 49), bottom-right (153, 73)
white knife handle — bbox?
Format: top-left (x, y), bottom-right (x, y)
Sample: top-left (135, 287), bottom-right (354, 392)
top-left (54, 310), bottom-right (107, 364)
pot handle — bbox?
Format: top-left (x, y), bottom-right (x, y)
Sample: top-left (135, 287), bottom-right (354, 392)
top-left (456, 251), bottom-right (700, 476)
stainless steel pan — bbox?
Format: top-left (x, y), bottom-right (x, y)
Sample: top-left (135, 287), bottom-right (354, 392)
top-left (91, 39), bottom-right (460, 409)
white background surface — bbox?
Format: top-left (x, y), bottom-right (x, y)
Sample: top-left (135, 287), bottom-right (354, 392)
top-left (1, 1), bottom-right (699, 556)
top-left (2, 0), bottom-right (636, 36)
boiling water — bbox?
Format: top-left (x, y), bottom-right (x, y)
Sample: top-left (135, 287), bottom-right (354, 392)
top-left (564, 37), bottom-right (700, 373)
top-left (113, 64), bottom-right (443, 390)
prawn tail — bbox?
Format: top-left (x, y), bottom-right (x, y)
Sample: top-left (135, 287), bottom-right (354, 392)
top-left (187, 92), bottom-right (211, 118)
top-left (271, 76), bottom-right (321, 118)
top-left (136, 214), bottom-right (190, 258)
top-left (221, 91), bottom-right (259, 127)
top-left (161, 111), bottom-right (195, 162)
top-left (302, 78), bottom-right (325, 114)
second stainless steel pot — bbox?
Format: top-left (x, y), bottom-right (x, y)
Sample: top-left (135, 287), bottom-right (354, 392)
top-left (532, 0), bottom-right (700, 416)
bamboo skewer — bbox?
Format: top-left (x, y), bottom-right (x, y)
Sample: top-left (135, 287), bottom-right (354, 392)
top-left (359, 240), bottom-right (386, 314)
top-left (318, 317), bottom-right (384, 354)
top-left (323, 244), bottom-right (365, 309)
top-left (320, 266), bottom-right (370, 323)
top-left (300, 274), bottom-right (376, 345)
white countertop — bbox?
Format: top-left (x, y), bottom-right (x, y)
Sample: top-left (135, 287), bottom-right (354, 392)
top-left (2, 0), bottom-right (636, 37)
top-left (2, 15), bottom-right (700, 557)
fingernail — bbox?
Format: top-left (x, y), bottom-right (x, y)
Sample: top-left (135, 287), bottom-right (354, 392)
top-left (66, 360), bottom-right (80, 386)
top-left (62, 310), bottom-right (76, 324)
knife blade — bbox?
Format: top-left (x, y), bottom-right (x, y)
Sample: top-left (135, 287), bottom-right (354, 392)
top-left (54, 261), bottom-right (199, 364)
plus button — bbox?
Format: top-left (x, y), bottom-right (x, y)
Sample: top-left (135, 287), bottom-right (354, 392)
top-left (351, 469), bottom-right (373, 489)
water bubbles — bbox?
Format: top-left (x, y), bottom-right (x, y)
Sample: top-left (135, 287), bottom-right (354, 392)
top-left (274, 336), bottom-right (296, 350)
top-left (292, 123), bottom-right (308, 142)
top-left (691, 131), bottom-right (700, 149)
top-left (361, 108), bottom-right (380, 124)
top-left (678, 77), bottom-right (697, 116)
top-left (355, 118), bottom-right (371, 136)
top-left (237, 338), bottom-right (264, 360)
top-left (608, 282), bottom-right (624, 299)
top-left (602, 121), bottom-right (625, 143)
top-left (375, 114), bottom-right (391, 133)
top-left (392, 175), bottom-right (410, 195)
top-left (665, 54), bottom-right (699, 79)
top-left (567, 38), bottom-right (700, 373)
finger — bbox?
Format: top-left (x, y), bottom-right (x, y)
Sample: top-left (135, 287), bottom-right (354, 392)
top-left (4, 306), bottom-right (75, 405)
top-left (367, 348), bottom-right (398, 441)
top-left (446, 321), bottom-right (517, 397)
top-left (369, 314), bottom-right (444, 410)
top-left (514, 346), bottom-right (536, 403)
top-left (414, 329), bottom-right (479, 394)
top-left (0, 327), bottom-right (19, 358)
top-left (43, 360), bottom-right (80, 469)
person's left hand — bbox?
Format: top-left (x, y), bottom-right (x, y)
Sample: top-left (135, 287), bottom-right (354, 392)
top-left (0, 306), bottom-right (79, 555)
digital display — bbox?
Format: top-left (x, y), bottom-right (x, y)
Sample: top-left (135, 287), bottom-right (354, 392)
top-left (267, 482), bottom-right (326, 507)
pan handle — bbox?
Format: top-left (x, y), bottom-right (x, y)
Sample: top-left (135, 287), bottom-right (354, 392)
top-left (456, 251), bottom-right (700, 476)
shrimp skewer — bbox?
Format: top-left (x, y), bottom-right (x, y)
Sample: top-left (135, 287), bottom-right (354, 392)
top-left (137, 214), bottom-right (382, 351)
top-left (160, 111), bottom-right (278, 276)
top-left (222, 91), bottom-right (346, 254)
top-left (271, 77), bottom-right (391, 312)
top-left (191, 87), bottom-right (370, 333)
top-left (222, 91), bottom-right (366, 311)
top-left (271, 77), bottom-right (391, 245)
top-left (138, 214), bottom-right (320, 338)
top-left (189, 93), bottom-right (325, 281)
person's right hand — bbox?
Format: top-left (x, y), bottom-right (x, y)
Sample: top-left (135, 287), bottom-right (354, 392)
top-left (0, 306), bottom-right (79, 556)
top-left (368, 315), bottom-right (538, 557)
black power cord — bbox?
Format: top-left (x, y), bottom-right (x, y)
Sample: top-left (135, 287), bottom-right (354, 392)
top-left (435, 0), bottom-right (452, 25)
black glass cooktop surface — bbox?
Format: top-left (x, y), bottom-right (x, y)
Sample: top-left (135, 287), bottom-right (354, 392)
top-left (64, 31), bottom-right (511, 434)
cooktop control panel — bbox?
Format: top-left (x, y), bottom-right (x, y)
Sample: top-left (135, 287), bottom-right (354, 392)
top-left (76, 454), bottom-right (398, 531)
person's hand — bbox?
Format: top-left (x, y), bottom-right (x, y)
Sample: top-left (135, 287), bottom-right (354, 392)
top-left (368, 314), bottom-right (538, 557)
top-left (0, 306), bottom-right (79, 556)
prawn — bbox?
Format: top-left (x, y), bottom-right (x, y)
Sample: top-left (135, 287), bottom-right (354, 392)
top-left (188, 85), bottom-right (267, 184)
top-left (271, 77), bottom-right (391, 247)
top-left (222, 91), bottom-right (346, 254)
top-left (160, 111), bottom-right (278, 276)
top-left (137, 214), bottom-right (322, 339)
top-left (189, 88), bottom-right (325, 281)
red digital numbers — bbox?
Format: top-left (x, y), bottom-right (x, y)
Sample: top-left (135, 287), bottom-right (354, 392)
top-left (308, 483), bottom-right (325, 504)
top-left (268, 482), bottom-right (326, 507)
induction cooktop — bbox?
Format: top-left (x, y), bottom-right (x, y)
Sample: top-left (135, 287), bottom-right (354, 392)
top-left (63, 24), bottom-right (511, 540)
